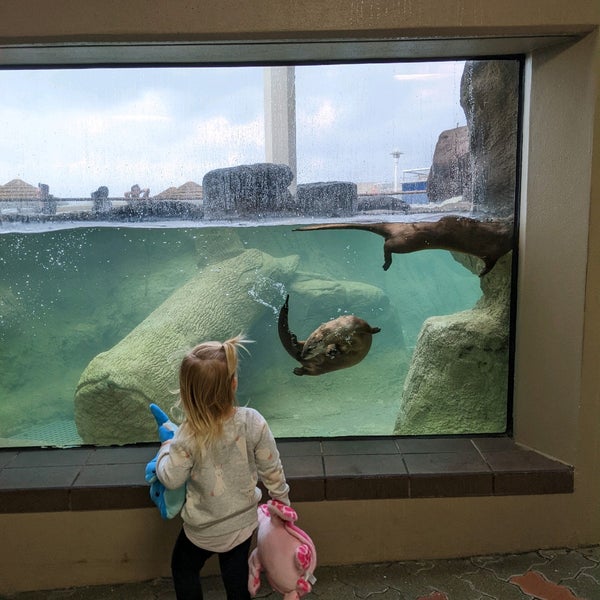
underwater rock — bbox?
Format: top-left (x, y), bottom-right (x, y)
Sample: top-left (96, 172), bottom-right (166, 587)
top-left (74, 249), bottom-right (300, 445)
top-left (288, 274), bottom-right (405, 348)
top-left (193, 228), bottom-right (246, 267)
top-left (394, 252), bottom-right (512, 435)
top-left (202, 163), bottom-right (294, 219)
top-left (296, 181), bottom-right (356, 217)
top-left (0, 286), bottom-right (25, 332)
top-left (290, 275), bottom-right (387, 316)
top-left (278, 294), bottom-right (381, 376)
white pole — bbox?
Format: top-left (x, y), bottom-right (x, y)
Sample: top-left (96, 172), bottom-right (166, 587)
top-left (264, 66), bottom-right (297, 193)
top-left (391, 150), bottom-right (403, 193)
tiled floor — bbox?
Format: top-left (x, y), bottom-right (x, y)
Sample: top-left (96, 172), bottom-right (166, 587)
top-left (2, 546), bottom-right (599, 599)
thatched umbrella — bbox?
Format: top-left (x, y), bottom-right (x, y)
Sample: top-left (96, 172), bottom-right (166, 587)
top-left (0, 179), bottom-right (40, 201)
top-left (176, 181), bottom-right (203, 200)
top-left (151, 186), bottom-right (178, 200)
top-left (153, 181), bottom-right (202, 201)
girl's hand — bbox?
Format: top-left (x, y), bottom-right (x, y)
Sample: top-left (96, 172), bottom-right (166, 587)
top-left (149, 403), bottom-right (178, 443)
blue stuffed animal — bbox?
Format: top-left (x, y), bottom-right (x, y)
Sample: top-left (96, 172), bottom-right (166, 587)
top-left (145, 403), bottom-right (186, 519)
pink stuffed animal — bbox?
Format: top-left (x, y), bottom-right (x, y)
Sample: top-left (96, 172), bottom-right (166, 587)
top-left (248, 499), bottom-right (317, 599)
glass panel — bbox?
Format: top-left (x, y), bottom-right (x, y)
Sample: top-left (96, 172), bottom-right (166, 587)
top-left (0, 59), bottom-right (520, 446)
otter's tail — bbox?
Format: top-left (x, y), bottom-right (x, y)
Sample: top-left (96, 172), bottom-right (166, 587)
top-left (294, 222), bottom-right (392, 239)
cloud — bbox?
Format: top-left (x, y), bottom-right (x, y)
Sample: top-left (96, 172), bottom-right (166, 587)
top-left (189, 115), bottom-right (263, 148)
top-left (393, 73), bottom-right (448, 82)
top-left (304, 100), bottom-right (337, 129)
top-left (112, 91), bottom-right (171, 122)
top-left (111, 114), bottom-right (170, 123)
top-left (73, 91), bottom-right (172, 135)
top-left (0, 61), bottom-right (472, 195)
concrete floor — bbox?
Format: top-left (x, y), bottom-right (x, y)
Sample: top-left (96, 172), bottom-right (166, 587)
top-left (2, 546), bottom-right (599, 599)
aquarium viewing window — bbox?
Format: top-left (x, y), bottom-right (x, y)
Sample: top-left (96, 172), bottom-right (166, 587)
top-left (0, 58), bottom-right (521, 447)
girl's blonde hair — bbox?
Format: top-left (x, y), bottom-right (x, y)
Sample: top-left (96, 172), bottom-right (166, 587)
top-left (178, 334), bottom-right (251, 449)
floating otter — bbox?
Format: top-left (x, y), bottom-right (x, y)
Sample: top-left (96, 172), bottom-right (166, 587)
top-left (295, 215), bottom-right (514, 276)
top-left (278, 295), bottom-right (380, 376)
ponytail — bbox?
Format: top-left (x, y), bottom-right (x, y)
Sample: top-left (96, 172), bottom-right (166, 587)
top-left (177, 334), bottom-right (252, 449)
top-left (222, 334), bottom-right (252, 379)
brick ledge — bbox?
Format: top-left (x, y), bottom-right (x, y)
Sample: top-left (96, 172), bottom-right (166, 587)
top-left (0, 436), bottom-right (573, 513)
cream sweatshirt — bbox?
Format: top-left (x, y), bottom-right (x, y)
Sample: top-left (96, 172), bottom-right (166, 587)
top-left (156, 406), bottom-right (289, 538)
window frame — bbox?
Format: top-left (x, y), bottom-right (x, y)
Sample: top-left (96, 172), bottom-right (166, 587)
top-left (0, 29), bottom-right (592, 471)
top-left (0, 50), bottom-right (525, 445)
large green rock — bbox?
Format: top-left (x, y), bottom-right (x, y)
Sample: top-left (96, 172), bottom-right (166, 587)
top-left (394, 252), bottom-right (512, 435)
top-left (74, 249), bottom-right (299, 445)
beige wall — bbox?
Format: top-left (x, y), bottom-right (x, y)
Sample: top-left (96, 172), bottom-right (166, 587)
top-left (0, 0), bottom-right (599, 594)
top-left (0, 0), bottom-right (597, 42)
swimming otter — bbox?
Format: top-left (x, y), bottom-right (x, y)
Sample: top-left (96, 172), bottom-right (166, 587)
top-left (278, 295), bottom-right (381, 376)
top-left (295, 215), bottom-right (514, 276)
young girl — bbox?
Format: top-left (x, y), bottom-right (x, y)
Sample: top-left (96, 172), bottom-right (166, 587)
top-left (155, 334), bottom-right (290, 600)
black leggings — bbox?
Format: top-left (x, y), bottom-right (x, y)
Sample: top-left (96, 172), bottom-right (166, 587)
top-left (171, 528), bottom-right (252, 600)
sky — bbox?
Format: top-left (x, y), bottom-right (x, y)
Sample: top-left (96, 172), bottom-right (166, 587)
top-left (0, 61), bottom-right (467, 198)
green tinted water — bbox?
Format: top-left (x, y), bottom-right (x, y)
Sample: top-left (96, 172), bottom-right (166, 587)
top-left (0, 224), bottom-right (485, 446)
